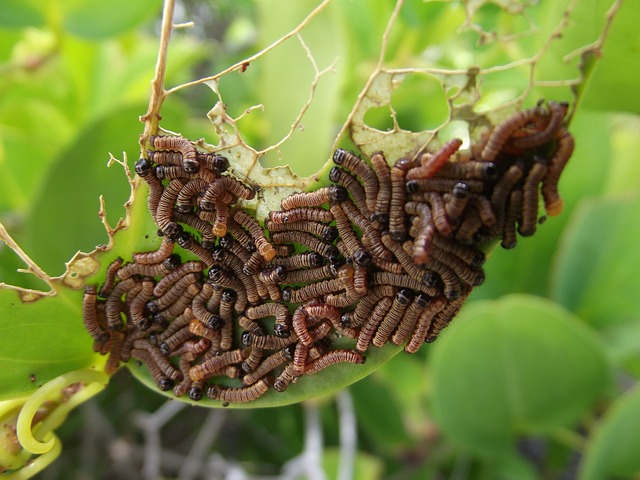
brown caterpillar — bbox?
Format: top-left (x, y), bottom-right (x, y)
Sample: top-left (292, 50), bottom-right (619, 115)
top-left (84, 101), bottom-right (573, 404)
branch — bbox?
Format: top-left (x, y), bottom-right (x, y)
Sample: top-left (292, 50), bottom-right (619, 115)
top-left (140, 0), bottom-right (176, 150)
top-left (164, 0), bottom-right (334, 96)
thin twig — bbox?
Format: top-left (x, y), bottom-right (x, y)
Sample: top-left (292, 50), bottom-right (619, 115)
top-left (281, 401), bottom-right (327, 480)
top-left (303, 401), bottom-right (327, 480)
top-left (258, 33), bottom-right (337, 156)
top-left (164, 0), bottom-right (334, 96)
top-left (140, 0), bottom-right (176, 149)
top-left (332, 0), bottom-right (405, 150)
top-left (336, 390), bottom-right (357, 480)
top-left (134, 400), bottom-right (187, 480)
top-left (0, 223), bottom-right (56, 296)
top-left (177, 410), bottom-right (226, 480)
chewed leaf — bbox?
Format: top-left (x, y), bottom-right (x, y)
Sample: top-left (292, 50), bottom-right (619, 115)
top-left (89, 96), bottom-right (574, 408)
top-left (81, 0), bottom-right (622, 408)
top-left (0, 0), bottom-right (624, 411)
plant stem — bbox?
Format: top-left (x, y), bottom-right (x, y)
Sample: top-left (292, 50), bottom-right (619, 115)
top-left (140, 0), bottom-right (176, 151)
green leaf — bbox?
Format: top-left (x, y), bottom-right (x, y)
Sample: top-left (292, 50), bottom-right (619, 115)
top-left (378, 352), bottom-right (428, 404)
top-left (431, 295), bottom-right (611, 456)
top-left (478, 452), bottom-right (540, 480)
top-left (0, 88), bottom-right (76, 213)
top-left (128, 340), bottom-right (402, 409)
top-left (469, 228), bottom-right (564, 301)
top-left (21, 104), bottom-right (159, 276)
top-left (581, 0), bottom-right (640, 114)
top-left (579, 384), bottom-right (640, 480)
top-left (0, 161), bottom-right (159, 401)
top-left (334, 0), bottom-right (393, 62)
top-left (63, 0), bottom-right (162, 40)
top-left (551, 195), bottom-right (640, 328)
top-left (350, 374), bottom-right (412, 450)
top-left (0, 287), bottom-right (96, 400)
top-left (525, 0), bottom-right (636, 113)
top-left (600, 114), bottom-right (640, 197)
top-left (0, 0), bottom-right (44, 29)
top-left (600, 321), bottom-right (640, 374)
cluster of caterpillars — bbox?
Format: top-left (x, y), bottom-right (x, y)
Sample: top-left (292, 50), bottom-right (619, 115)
top-left (82, 101), bottom-right (574, 405)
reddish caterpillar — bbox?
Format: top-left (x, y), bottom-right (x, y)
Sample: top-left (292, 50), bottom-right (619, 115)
top-left (84, 105), bottom-right (574, 404)
top-left (407, 138), bottom-right (463, 180)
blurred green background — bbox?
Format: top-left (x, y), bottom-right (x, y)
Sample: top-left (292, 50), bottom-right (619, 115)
top-left (1, 0), bottom-right (640, 478)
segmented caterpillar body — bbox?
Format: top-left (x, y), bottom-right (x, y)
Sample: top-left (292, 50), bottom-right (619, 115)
top-left (84, 103), bottom-right (574, 403)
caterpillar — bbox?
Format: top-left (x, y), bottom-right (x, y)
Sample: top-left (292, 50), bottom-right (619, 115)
top-left (84, 101), bottom-right (574, 404)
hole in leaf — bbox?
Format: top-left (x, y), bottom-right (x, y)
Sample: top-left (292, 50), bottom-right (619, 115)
top-left (438, 120), bottom-right (471, 149)
top-left (475, 64), bottom-right (531, 112)
top-left (363, 106), bottom-right (395, 131)
top-left (390, 73), bottom-right (449, 131)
